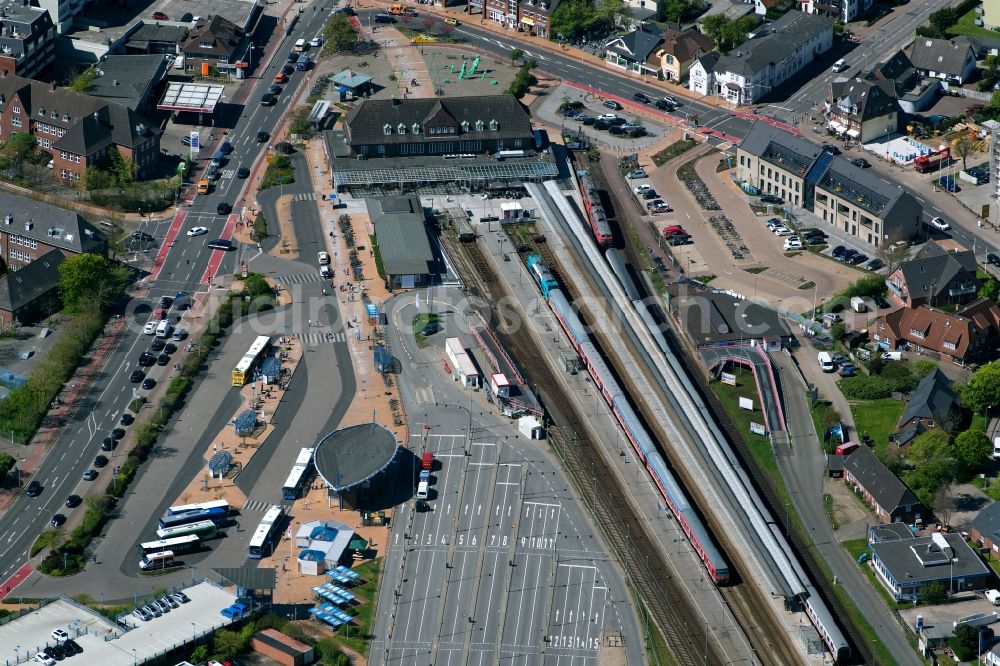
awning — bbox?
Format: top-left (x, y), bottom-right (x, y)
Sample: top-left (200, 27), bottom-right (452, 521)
top-left (846, 128), bottom-right (860, 138)
top-left (829, 121), bottom-right (845, 133)
top-left (725, 82), bottom-right (741, 91)
top-left (520, 16), bottom-right (534, 25)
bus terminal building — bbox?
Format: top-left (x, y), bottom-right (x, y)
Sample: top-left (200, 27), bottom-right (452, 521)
top-left (326, 94), bottom-right (558, 194)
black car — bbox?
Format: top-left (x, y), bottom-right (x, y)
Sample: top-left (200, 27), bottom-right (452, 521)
top-left (157, 353), bottom-right (170, 366)
top-left (874, 294), bottom-right (890, 309)
top-left (142, 378), bottom-right (156, 390)
top-left (150, 338), bottom-right (165, 352)
top-left (63, 642), bottom-right (81, 656)
top-left (164, 343), bottom-right (177, 355)
top-left (336, 6), bottom-right (355, 14)
top-left (760, 194), bottom-right (784, 204)
top-left (158, 296), bottom-right (173, 309)
top-left (120, 413), bottom-right (134, 426)
top-left (851, 157), bottom-right (870, 168)
top-left (594, 120), bottom-right (610, 130)
top-left (633, 92), bottom-right (651, 104)
top-left (101, 437), bottom-right (115, 451)
top-left (641, 189), bottom-right (659, 200)
top-left (138, 352), bottom-right (155, 367)
top-left (268, 83), bottom-right (282, 95)
top-left (93, 455), bottom-right (108, 468)
top-left (286, 51), bottom-right (297, 63)
top-left (842, 248), bottom-right (859, 262)
top-left (50, 513), bottom-right (66, 528)
top-left (219, 141), bottom-right (232, 155)
top-left (849, 253), bottom-right (868, 265)
top-left (260, 93), bottom-right (276, 107)
top-left (608, 117), bottom-right (627, 126)
top-left (237, 165), bottom-right (250, 179)
top-left (65, 494), bottom-right (81, 508)
top-left (217, 202), bottom-right (232, 215)
top-left (576, 114), bottom-right (595, 125)
top-left (282, 63), bottom-right (295, 75)
top-left (47, 644), bottom-right (65, 661)
top-left (608, 125), bottom-right (625, 135)
top-left (25, 480), bottom-right (41, 496)
top-left (832, 245), bottom-right (847, 260)
top-left (111, 428), bottom-right (125, 440)
top-left (602, 100), bottom-right (623, 111)
top-left (256, 130), bottom-right (270, 143)
top-left (988, 252), bottom-right (1000, 266)
top-left (866, 258), bottom-right (885, 271)
top-left (822, 144), bottom-right (841, 155)
top-left (129, 370), bottom-right (145, 383)
top-left (655, 99), bottom-right (676, 111)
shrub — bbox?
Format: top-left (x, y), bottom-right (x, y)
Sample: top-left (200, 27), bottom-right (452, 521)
top-left (839, 375), bottom-right (892, 400)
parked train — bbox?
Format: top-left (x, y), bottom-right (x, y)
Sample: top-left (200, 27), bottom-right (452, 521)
top-left (527, 255), bottom-right (730, 583)
top-left (576, 171), bottom-right (613, 247)
top-left (529, 180), bottom-right (850, 662)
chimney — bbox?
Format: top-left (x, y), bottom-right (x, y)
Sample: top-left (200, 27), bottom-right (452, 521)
top-left (112, 79), bottom-right (118, 86)
top-left (24, 218), bottom-right (31, 231)
top-left (49, 81), bottom-right (55, 91)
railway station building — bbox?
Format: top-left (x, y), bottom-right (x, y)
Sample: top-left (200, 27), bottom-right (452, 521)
top-left (367, 196), bottom-right (439, 288)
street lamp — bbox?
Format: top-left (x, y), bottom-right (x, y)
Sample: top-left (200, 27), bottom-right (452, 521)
top-left (132, 648), bottom-right (137, 665)
top-left (191, 621), bottom-right (196, 642)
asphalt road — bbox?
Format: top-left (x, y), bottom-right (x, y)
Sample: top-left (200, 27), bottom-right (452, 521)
top-left (371, 292), bottom-right (640, 666)
top-left (0, 5), bottom-right (339, 591)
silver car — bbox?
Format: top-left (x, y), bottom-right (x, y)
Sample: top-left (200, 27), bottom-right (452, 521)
top-left (161, 594), bottom-right (178, 609)
top-left (151, 599), bottom-right (170, 614)
top-left (143, 604), bottom-right (161, 618)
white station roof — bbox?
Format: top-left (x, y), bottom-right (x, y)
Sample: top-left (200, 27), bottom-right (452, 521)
top-left (158, 82), bottom-right (225, 113)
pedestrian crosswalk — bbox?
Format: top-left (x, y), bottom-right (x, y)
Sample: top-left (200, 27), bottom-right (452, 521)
top-left (241, 500), bottom-right (289, 513)
top-left (290, 193), bottom-right (316, 202)
top-left (272, 272), bottom-right (322, 284)
top-left (295, 331), bottom-right (347, 345)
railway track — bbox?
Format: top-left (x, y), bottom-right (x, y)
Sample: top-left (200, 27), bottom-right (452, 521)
top-left (459, 237), bottom-right (721, 665)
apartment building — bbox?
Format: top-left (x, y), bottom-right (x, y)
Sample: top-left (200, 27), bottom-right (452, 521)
top-left (34, 0), bottom-right (86, 34)
top-left (796, 0), bottom-right (872, 23)
top-left (0, 0), bottom-right (56, 80)
top-left (0, 73), bottom-right (161, 184)
top-left (737, 122), bottom-right (922, 248)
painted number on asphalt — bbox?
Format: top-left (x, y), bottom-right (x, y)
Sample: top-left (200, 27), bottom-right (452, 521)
top-left (548, 636), bottom-right (600, 650)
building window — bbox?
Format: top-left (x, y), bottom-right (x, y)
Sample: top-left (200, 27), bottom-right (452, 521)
top-left (377, 144), bottom-right (385, 155)
top-left (943, 341), bottom-right (956, 350)
top-left (513, 139), bottom-right (522, 148)
top-left (9, 234), bottom-right (36, 249)
top-left (383, 123), bottom-right (391, 135)
top-left (8, 248), bottom-right (31, 264)
top-left (11, 117), bottom-right (21, 128)
top-left (360, 146), bottom-right (368, 155)
top-left (910, 328), bottom-right (924, 339)
top-left (11, 106), bottom-right (19, 114)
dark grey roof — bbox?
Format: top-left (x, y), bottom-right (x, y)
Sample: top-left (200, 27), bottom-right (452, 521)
top-left (907, 37), bottom-right (975, 77)
top-left (313, 422), bottom-right (399, 491)
top-left (679, 289), bottom-right (793, 344)
top-left (181, 15), bottom-right (244, 57)
top-left (0, 195), bottom-right (103, 253)
top-left (715, 11), bottom-right (832, 77)
top-left (739, 121), bottom-right (823, 173)
top-left (898, 369), bottom-right (960, 429)
top-left (345, 95), bottom-right (532, 146)
top-left (127, 23), bottom-right (189, 45)
top-left (605, 29), bottom-right (663, 63)
top-left (54, 103), bottom-right (161, 155)
top-left (958, 35), bottom-right (1000, 58)
top-left (972, 502), bottom-right (1000, 545)
top-left (843, 446), bottom-right (920, 514)
top-left (870, 532), bottom-right (988, 585)
top-left (369, 197), bottom-right (435, 275)
top-left (817, 157), bottom-right (916, 217)
top-left (693, 52), bottom-right (720, 74)
top-left (87, 55), bottom-right (168, 108)
top-left (896, 249), bottom-right (978, 301)
top-left (830, 78), bottom-right (899, 121)
top-left (0, 249), bottom-right (64, 313)
top-left (211, 567), bottom-right (276, 590)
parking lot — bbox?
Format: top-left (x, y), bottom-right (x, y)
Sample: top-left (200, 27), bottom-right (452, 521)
top-left (0, 324), bottom-right (66, 399)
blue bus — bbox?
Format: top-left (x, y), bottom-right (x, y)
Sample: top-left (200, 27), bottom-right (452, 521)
top-left (158, 506), bottom-right (228, 530)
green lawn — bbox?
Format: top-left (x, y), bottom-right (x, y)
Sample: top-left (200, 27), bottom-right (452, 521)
top-left (411, 313), bottom-right (440, 349)
top-left (708, 375), bottom-right (774, 477)
top-left (947, 7), bottom-right (1000, 38)
top-left (849, 399), bottom-right (905, 458)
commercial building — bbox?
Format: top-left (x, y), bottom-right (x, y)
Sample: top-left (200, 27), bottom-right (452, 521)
top-left (843, 446), bottom-right (923, 524)
top-left (907, 37), bottom-right (978, 85)
top-left (517, 0), bottom-right (558, 38)
top-left (85, 54), bottom-right (170, 114)
top-left (124, 23), bottom-right (189, 55)
top-left (0, 0), bottom-right (56, 80)
top-left (0, 248), bottom-right (63, 325)
top-left (604, 28), bottom-right (663, 77)
top-left (826, 78), bottom-right (900, 144)
top-left (867, 523), bottom-right (989, 602)
top-left (180, 15), bottom-right (250, 79)
top-left (688, 11), bottom-right (833, 105)
top-left (866, 50), bottom-right (939, 114)
top-left (736, 122), bottom-right (922, 248)
top-left (330, 95), bottom-right (557, 191)
top-left (796, 0), bottom-right (872, 23)
top-left (873, 298), bottom-right (1000, 365)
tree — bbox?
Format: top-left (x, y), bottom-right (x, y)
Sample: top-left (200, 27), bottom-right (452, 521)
top-left (107, 146), bottom-right (135, 187)
top-left (0, 452), bottom-right (14, 480)
top-left (952, 622), bottom-right (979, 654)
top-left (80, 166), bottom-right (113, 192)
top-left (68, 68), bottom-right (97, 94)
top-left (934, 482), bottom-right (955, 526)
top-left (954, 429), bottom-right (991, 477)
top-left (962, 363), bottom-right (1000, 414)
top-left (595, 0), bottom-right (631, 28)
top-left (991, 89), bottom-right (1000, 110)
top-left (58, 253), bottom-right (129, 314)
top-left (550, 0), bottom-right (597, 40)
top-left (928, 7), bottom-right (957, 36)
top-left (905, 429), bottom-right (956, 505)
top-left (189, 646), bottom-right (209, 664)
top-left (877, 243), bottom-right (911, 274)
top-left (702, 14), bottom-right (756, 54)
top-left (920, 581), bottom-right (947, 604)
top-left (211, 628), bottom-right (249, 660)
top-left (663, 0), bottom-right (688, 22)
top-left (954, 134), bottom-right (976, 172)
top-left (6, 133), bottom-right (36, 175)
top-left (323, 14), bottom-right (359, 53)
top-left (509, 48), bottom-right (523, 63)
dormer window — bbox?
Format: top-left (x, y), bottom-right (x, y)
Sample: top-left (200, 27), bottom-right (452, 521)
top-left (49, 111), bottom-right (56, 119)
top-left (383, 123), bottom-right (392, 135)
top-left (412, 123), bottom-right (420, 133)
top-left (11, 106), bottom-right (19, 114)
top-left (200, 42), bottom-right (214, 49)
top-left (397, 123), bottom-right (406, 134)
top-left (461, 120), bottom-right (469, 132)
top-left (37, 108), bottom-right (44, 117)
top-left (475, 120), bottom-right (484, 131)
top-left (489, 119), bottom-right (498, 131)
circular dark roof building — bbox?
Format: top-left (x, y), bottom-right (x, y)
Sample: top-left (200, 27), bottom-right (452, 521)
top-left (314, 423), bottom-right (399, 492)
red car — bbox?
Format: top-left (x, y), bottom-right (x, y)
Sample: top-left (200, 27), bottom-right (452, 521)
top-left (152, 307), bottom-right (167, 320)
top-left (152, 11), bottom-right (168, 20)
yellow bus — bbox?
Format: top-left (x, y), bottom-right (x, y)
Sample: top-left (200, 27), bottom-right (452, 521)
top-left (232, 335), bottom-right (272, 387)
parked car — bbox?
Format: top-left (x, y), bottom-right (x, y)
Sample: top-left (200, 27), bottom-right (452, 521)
top-left (866, 258), bottom-right (885, 271)
top-left (765, 218), bottom-right (781, 231)
top-left (641, 189), bottom-right (659, 200)
top-left (142, 378), bottom-right (156, 390)
top-left (849, 253), bottom-right (869, 265)
top-left (645, 199), bottom-right (667, 210)
top-left (666, 234), bottom-right (691, 246)
top-left (25, 480), bottom-right (41, 496)
top-left (839, 364), bottom-right (856, 377)
top-left (633, 184), bottom-right (653, 194)
top-left (65, 494), bottom-right (81, 508)
top-left (649, 203), bottom-right (672, 214)
top-left (988, 252), bottom-right (1000, 266)
top-left (842, 248), bottom-right (859, 262)
top-left (850, 157), bottom-right (870, 168)
top-left (832, 58), bottom-right (848, 72)
top-left (129, 370), bottom-right (145, 383)
top-left (50, 514), bottom-right (65, 528)
top-left (602, 100), bottom-right (623, 110)
top-left (773, 226), bottom-right (793, 236)
top-left (132, 608), bottom-right (152, 622)
top-left (101, 437), bottom-right (115, 451)
top-left (938, 176), bottom-right (959, 192)
top-left (968, 166), bottom-right (989, 184)
top-left (626, 169), bottom-right (647, 179)
top-left (832, 245), bottom-right (847, 260)
top-left (874, 294), bottom-right (890, 309)
top-left (783, 237), bottom-right (803, 251)
top-left (151, 11), bottom-right (168, 20)
top-left (760, 194), bottom-right (783, 204)
top-left (150, 338), bottom-right (165, 351)
top-left (170, 591), bottom-right (191, 604)
top-left (633, 92), bottom-right (651, 104)
top-left (82, 469), bottom-right (97, 481)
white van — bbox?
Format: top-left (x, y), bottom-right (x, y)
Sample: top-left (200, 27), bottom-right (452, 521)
top-left (987, 589), bottom-right (1000, 605)
top-left (155, 320), bottom-right (173, 339)
top-left (294, 38), bottom-right (307, 52)
top-left (817, 351), bottom-right (835, 373)
top-left (416, 481), bottom-right (429, 499)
